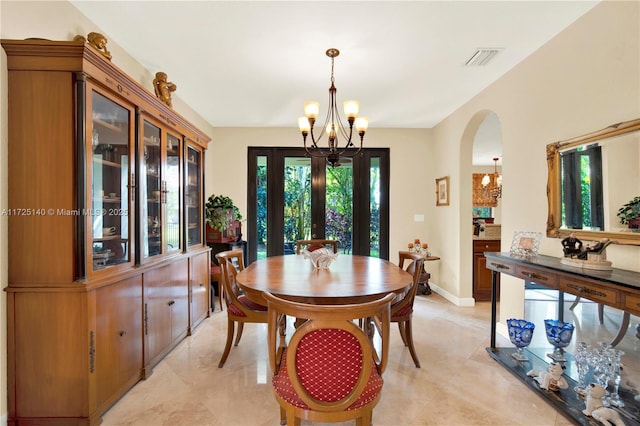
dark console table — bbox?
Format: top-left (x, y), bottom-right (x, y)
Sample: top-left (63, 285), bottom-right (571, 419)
top-left (485, 252), bottom-right (640, 425)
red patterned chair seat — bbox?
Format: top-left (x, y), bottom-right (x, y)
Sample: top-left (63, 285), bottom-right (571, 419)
top-left (272, 329), bottom-right (383, 410)
top-left (391, 302), bottom-right (413, 318)
top-left (227, 295), bottom-right (268, 317)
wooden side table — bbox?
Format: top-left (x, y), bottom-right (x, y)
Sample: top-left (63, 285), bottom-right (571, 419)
top-left (418, 255), bottom-right (440, 295)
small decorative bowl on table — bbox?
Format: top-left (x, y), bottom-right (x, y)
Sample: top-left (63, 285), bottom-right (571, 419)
top-left (544, 319), bottom-right (574, 362)
top-left (506, 318), bottom-right (535, 362)
top-left (302, 248), bottom-right (338, 270)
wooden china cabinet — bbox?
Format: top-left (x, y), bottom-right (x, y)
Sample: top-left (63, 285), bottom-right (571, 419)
top-left (2, 37), bottom-right (211, 425)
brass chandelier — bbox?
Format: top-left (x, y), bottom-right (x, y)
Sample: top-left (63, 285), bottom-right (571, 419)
top-left (482, 157), bottom-right (503, 200)
top-left (298, 48), bottom-right (368, 167)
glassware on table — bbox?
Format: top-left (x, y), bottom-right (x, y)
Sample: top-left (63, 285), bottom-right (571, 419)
top-left (544, 319), bottom-right (574, 362)
top-left (506, 318), bottom-right (535, 362)
top-left (608, 348), bottom-right (625, 407)
top-left (573, 341), bottom-right (591, 395)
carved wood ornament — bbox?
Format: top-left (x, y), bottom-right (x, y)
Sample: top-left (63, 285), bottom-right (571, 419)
top-left (153, 71), bottom-right (177, 107)
top-left (73, 32), bottom-right (112, 61)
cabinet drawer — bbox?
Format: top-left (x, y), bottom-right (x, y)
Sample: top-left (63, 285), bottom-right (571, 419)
top-left (560, 278), bottom-right (619, 306)
top-left (515, 265), bottom-right (557, 288)
top-left (623, 293), bottom-right (640, 316)
top-left (485, 258), bottom-right (515, 275)
top-left (473, 240), bottom-right (500, 253)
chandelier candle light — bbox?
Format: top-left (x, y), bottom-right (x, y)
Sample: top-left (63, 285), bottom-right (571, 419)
top-left (481, 157), bottom-right (503, 200)
top-left (298, 48), bottom-right (368, 167)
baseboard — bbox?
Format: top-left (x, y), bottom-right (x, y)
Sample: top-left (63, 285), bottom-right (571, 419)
top-left (429, 282), bottom-right (475, 307)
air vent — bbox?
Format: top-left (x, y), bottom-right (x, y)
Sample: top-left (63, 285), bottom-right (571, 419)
top-left (464, 48), bottom-right (503, 66)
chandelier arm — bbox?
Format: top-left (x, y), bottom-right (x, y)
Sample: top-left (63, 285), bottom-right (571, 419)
top-left (300, 48), bottom-right (367, 166)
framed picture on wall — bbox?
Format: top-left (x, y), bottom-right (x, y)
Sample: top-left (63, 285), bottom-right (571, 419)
top-left (435, 176), bottom-right (450, 206)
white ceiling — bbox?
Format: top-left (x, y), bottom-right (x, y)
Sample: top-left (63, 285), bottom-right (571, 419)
top-left (69, 0), bottom-right (599, 165)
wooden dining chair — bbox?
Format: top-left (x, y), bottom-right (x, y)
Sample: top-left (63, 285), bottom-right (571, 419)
top-left (376, 251), bottom-right (424, 368)
top-left (215, 250), bottom-right (268, 368)
top-left (264, 291), bottom-right (395, 426)
top-left (295, 239), bottom-right (338, 254)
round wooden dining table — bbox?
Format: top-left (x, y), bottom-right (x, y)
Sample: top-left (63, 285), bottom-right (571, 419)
top-left (236, 254), bottom-right (412, 305)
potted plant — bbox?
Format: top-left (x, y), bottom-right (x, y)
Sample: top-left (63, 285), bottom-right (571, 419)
top-left (205, 194), bottom-right (243, 242)
top-left (617, 195), bottom-right (640, 229)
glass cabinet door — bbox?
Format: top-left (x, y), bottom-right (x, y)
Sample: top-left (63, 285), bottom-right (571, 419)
top-left (186, 145), bottom-right (202, 247)
top-left (140, 118), bottom-right (182, 261)
top-left (90, 90), bottom-right (133, 272)
top-left (141, 120), bottom-right (163, 259)
top-left (165, 133), bottom-right (181, 253)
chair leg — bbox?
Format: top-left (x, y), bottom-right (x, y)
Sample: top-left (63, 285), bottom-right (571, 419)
top-left (610, 312), bottom-right (631, 347)
top-left (279, 407), bottom-right (286, 425)
top-left (405, 318), bottom-right (421, 368)
top-left (569, 295), bottom-right (581, 311)
top-left (287, 407), bottom-right (300, 426)
top-left (218, 319), bottom-right (235, 368)
top-left (234, 322), bottom-right (245, 346)
top-left (598, 304), bottom-right (604, 325)
top-left (219, 283), bottom-right (224, 311)
top-left (357, 410), bottom-right (372, 426)
top-left (398, 321), bottom-right (408, 346)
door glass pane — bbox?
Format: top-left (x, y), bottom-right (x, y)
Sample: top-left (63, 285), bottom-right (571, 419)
top-left (325, 160), bottom-right (353, 254)
top-left (142, 120), bottom-right (162, 258)
top-left (91, 91), bottom-right (130, 271)
top-left (284, 157), bottom-right (311, 255)
top-left (187, 146), bottom-right (201, 247)
top-left (256, 155), bottom-right (267, 259)
top-left (369, 157), bottom-right (381, 258)
top-left (166, 134), bottom-right (181, 252)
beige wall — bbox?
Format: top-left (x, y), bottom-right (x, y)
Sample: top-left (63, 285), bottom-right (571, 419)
top-left (431, 0), bottom-right (640, 324)
top-left (1, 0), bottom-right (639, 424)
top-left (205, 126), bottom-right (434, 263)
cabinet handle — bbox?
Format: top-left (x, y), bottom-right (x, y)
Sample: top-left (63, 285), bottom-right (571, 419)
top-left (168, 300), bottom-right (175, 306)
top-left (119, 330), bottom-right (126, 337)
top-left (521, 271), bottom-right (547, 281)
top-left (490, 262), bottom-right (508, 270)
top-left (566, 283), bottom-right (606, 298)
top-left (200, 282), bottom-right (204, 287)
top-left (144, 303), bottom-right (148, 336)
top-left (89, 330), bottom-right (96, 373)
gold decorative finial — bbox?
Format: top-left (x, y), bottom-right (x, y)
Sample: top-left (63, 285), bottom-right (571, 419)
top-left (153, 72), bottom-right (177, 107)
top-left (73, 32), bottom-right (112, 61)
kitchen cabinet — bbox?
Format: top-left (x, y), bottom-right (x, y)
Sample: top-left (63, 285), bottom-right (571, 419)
top-left (473, 239), bottom-right (501, 301)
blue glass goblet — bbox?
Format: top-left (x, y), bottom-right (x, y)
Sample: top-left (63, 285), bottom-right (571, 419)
top-left (507, 318), bottom-right (535, 362)
top-left (544, 319), bottom-right (575, 362)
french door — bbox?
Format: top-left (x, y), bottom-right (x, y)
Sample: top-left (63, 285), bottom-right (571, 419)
top-left (246, 147), bottom-right (389, 262)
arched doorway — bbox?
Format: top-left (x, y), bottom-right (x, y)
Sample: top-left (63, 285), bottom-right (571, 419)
top-left (458, 110), bottom-right (502, 302)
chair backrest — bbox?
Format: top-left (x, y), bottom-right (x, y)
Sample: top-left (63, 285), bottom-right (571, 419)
top-left (395, 251), bottom-right (425, 312)
top-left (295, 239), bottom-right (338, 254)
top-left (264, 291), bottom-right (395, 412)
top-left (215, 249), bottom-right (245, 308)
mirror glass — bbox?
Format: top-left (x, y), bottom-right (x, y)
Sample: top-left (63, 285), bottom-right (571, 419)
top-left (546, 118), bottom-right (640, 245)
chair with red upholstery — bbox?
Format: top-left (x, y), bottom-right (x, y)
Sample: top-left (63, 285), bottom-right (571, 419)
top-left (216, 249), bottom-right (267, 367)
top-left (377, 251), bottom-right (424, 368)
top-left (264, 291), bottom-right (395, 426)
top-left (211, 263), bottom-right (222, 311)
top-left (295, 239), bottom-right (338, 254)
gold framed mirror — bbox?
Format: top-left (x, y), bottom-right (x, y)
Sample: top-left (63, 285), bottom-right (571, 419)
top-left (546, 118), bottom-right (640, 246)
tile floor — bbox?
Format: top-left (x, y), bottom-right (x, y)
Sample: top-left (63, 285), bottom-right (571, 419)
top-left (100, 291), bottom-right (639, 426)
